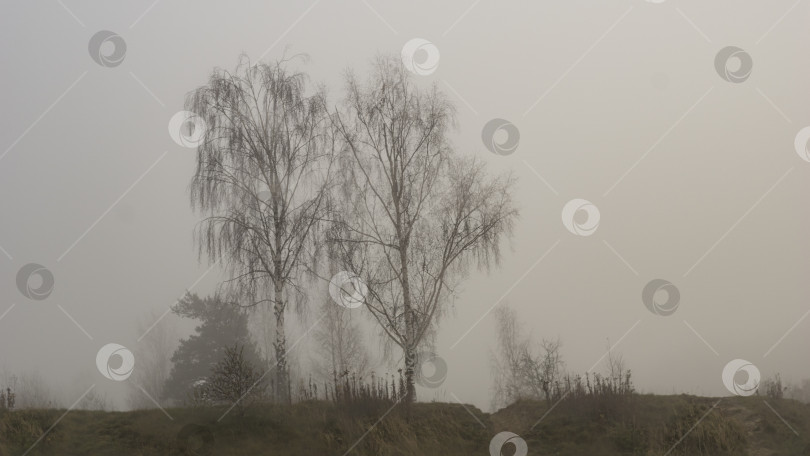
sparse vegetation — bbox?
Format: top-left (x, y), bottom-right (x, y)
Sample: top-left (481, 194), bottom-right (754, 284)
top-left (2, 395), bottom-right (810, 455)
top-left (492, 305), bottom-right (635, 414)
top-left (0, 386), bottom-right (15, 411)
top-left (762, 373), bottom-right (786, 400)
top-left (300, 370), bottom-right (407, 405)
top-left (787, 378), bottom-right (810, 404)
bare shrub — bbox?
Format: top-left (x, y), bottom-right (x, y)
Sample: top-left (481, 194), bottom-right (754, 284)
top-left (492, 305), bottom-right (634, 410)
top-left (206, 345), bottom-right (267, 410)
top-left (0, 387), bottom-right (15, 410)
top-left (492, 306), bottom-right (567, 406)
top-left (762, 373), bottom-right (786, 400)
top-left (0, 371), bottom-right (59, 409)
top-left (786, 378), bottom-right (810, 403)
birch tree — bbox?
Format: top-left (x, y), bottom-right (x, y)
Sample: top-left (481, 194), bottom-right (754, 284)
top-left (330, 55), bottom-right (518, 403)
top-left (188, 55), bottom-right (333, 402)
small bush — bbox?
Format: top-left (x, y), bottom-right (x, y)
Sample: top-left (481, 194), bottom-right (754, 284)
top-left (762, 373), bottom-right (786, 400)
top-left (206, 344), bottom-right (267, 410)
top-left (0, 387), bottom-right (16, 410)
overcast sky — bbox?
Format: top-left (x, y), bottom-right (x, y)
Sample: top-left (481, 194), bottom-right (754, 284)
top-left (1, 0), bottom-right (809, 412)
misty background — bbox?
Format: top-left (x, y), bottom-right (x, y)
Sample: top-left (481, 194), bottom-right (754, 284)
top-left (1, 0), bottom-right (808, 413)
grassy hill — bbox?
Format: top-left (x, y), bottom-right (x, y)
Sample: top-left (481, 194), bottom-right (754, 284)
top-left (2, 395), bottom-right (809, 455)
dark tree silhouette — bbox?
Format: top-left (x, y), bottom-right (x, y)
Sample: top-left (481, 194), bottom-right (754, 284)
top-left (163, 293), bottom-right (263, 403)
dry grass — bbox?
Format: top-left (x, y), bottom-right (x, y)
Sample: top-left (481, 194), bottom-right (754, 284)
top-left (2, 395), bottom-right (809, 455)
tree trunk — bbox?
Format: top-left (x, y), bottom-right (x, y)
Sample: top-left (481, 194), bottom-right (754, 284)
top-left (273, 280), bottom-right (290, 404)
top-left (397, 223), bottom-right (416, 407)
top-left (400, 266), bottom-right (417, 407)
top-left (404, 344), bottom-right (417, 405)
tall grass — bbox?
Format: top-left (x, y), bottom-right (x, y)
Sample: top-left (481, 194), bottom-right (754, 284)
top-left (299, 370), bottom-right (406, 405)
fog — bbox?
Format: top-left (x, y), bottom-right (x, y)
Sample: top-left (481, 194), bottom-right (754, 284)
top-left (1, 0), bottom-right (809, 414)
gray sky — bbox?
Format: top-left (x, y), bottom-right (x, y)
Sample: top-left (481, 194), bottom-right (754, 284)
top-left (1, 0), bottom-right (809, 412)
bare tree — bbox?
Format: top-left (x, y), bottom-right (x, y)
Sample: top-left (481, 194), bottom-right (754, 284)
top-left (127, 309), bottom-right (176, 409)
top-left (188, 55), bottom-right (334, 402)
top-left (601, 344), bottom-right (634, 396)
top-left (491, 305), bottom-right (530, 408)
top-left (521, 338), bottom-right (564, 402)
top-left (491, 305), bottom-right (564, 407)
top-left (605, 341), bottom-right (626, 386)
top-left (0, 369), bottom-right (59, 409)
top-left (313, 261), bottom-right (370, 382)
top-left (330, 55), bottom-right (518, 403)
